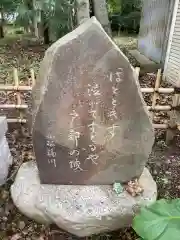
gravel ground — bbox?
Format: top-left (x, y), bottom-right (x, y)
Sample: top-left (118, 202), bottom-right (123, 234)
top-left (0, 37), bottom-right (179, 240)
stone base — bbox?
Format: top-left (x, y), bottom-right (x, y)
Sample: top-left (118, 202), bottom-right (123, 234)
top-left (0, 116), bottom-right (12, 186)
top-left (129, 49), bottom-right (162, 75)
top-left (0, 115), bottom-right (12, 186)
top-left (11, 161), bottom-right (157, 237)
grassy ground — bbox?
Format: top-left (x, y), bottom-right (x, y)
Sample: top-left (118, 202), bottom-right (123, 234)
top-left (0, 33), bottom-right (179, 240)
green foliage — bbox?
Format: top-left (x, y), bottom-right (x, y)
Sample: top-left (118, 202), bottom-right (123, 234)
top-left (107, 0), bottom-right (121, 14)
top-left (15, 0), bottom-right (76, 40)
top-left (48, 0), bottom-right (75, 39)
top-left (0, 0), bottom-right (21, 12)
top-left (15, 2), bottom-right (34, 28)
top-left (133, 199), bottom-right (180, 240)
top-left (108, 0), bottom-right (142, 33)
top-left (121, 0), bottom-right (141, 15)
top-left (110, 11), bottom-right (140, 33)
top-left (107, 0), bottom-right (142, 15)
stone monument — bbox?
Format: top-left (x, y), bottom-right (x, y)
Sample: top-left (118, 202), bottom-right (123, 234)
top-left (30, 16), bottom-right (154, 185)
top-left (0, 116), bottom-right (12, 186)
top-left (11, 17), bottom-right (157, 237)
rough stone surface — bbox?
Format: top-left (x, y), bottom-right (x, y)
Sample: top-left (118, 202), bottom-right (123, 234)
top-left (31, 17), bottom-right (154, 185)
top-left (11, 161), bottom-right (157, 237)
top-left (0, 116), bottom-right (8, 136)
top-left (10, 161), bottom-right (52, 224)
top-left (0, 116), bottom-right (12, 186)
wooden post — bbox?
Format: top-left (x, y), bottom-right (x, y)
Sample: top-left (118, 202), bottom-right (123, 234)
top-left (30, 68), bottom-right (36, 87)
top-left (166, 74), bottom-right (180, 143)
top-left (13, 68), bottom-right (23, 122)
top-left (151, 69), bottom-right (162, 121)
top-left (0, 66), bottom-right (179, 144)
top-left (135, 67), bottom-right (140, 78)
top-left (13, 68), bottom-right (21, 105)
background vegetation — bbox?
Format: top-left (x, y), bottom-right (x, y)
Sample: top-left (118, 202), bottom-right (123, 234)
top-left (0, 0), bottom-right (142, 43)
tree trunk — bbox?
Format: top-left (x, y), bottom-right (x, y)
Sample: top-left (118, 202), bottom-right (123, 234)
top-left (33, 14), bottom-right (39, 38)
top-left (41, 11), bottom-right (50, 44)
top-left (0, 25), bottom-right (4, 38)
top-left (33, 0), bottom-right (40, 38)
top-left (43, 26), bottom-right (50, 44)
top-left (92, 0), bottom-right (112, 36)
top-left (76, 0), bottom-right (90, 25)
top-left (0, 8), bottom-right (4, 38)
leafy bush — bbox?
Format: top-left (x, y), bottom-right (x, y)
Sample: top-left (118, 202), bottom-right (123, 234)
top-left (132, 199), bottom-right (180, 240)
top-left (15, 29), bottom-right (24, 34)
top-left (110, 11), bottom-right (141, 33)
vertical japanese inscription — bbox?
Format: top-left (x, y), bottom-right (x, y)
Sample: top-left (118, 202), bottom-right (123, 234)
top-left (67, 68), bottom-right (124, 173)
top-left (68, 109), bottom-right (84, 172)
top-left (106, 68), bottom-right (124, 141)
top-left (46, 134), bottom-right (57, 167)
top-left (86, 83), bottom-right (101, 165)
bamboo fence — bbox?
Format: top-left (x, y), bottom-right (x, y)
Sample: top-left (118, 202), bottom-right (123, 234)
top-left (0, 67), bottom-right (180, 142)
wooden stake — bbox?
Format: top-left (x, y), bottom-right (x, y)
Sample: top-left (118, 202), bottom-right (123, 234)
top-left (135, 67), bottom-right (140, 78)
top-left (153, 123), bottom-right (168, 129)
top-left (0, 104), bottom-right (172, 111)
top-left (0, 104), bottom-right (28, 109)
top-left (30, 68), bottom-right (36, 87)
top-left (4, 119), bottom-right (169, 129)
top-left (0, 85), bottom-right (176, 94)
top-left (151, 69), bottom-right (162, 120)
top-left (13, 68), bottom-right (24, 122)
top-left (0, 86), bottom-right (32, 91)
top-left (0, 67), bottom-right (179, 138)
top-left (147, 105), bottom-right (171, 111)
top-left (13, 68), bottom-right (21, 105)
top-left (7, 118), bottom-right (27, 123)
top-left (166, 93), bottom-right (180, 143)
top-left (141, 87), bottom-right (175, 94)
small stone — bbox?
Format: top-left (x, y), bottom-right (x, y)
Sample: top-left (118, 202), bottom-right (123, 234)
top-left (153, 170), bottom-right (158, 175)
top-left (12, 222), bottom-right (16, 227)
top-left (1, 190), bottom-right (9, 200)
top-left (166, 159), bottom-right (171, 164)
top-left (18, 221), bottom-right (26, 229)
top-left (2, 216), bottom-right (7, 221)
top-left (161, 178), bottom-right (169, 184)
top-left (22, 230), bottom-right (28, 235)
top-left (10, 234), bottom-right (21, 240)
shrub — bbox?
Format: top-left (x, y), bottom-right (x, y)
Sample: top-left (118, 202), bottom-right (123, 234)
top-left (15, 29), bottom-right (24, 34)
top-left (110, 11), bottom-right (141, 33)
top-left (132, 199), bottom-right (180, 240)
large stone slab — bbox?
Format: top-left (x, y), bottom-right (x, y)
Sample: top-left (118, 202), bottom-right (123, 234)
top-left (11, 161), bottom-right (157, 237)
top-left (31, 17), bottom-right (154, 185)
top-left (0, 116), bottom-right (8, 137)
top-left (0, 116), bottom-right (12, 186)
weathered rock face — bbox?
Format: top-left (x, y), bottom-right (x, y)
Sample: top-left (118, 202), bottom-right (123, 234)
top-left (11, 161), bottom-right (157, 237)
top-left (11, 161), bottom-right (52, 224)
top-left (0, 116), bottom-right (12, 186)
top-left (31, 17), bottom-right (154, 185)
